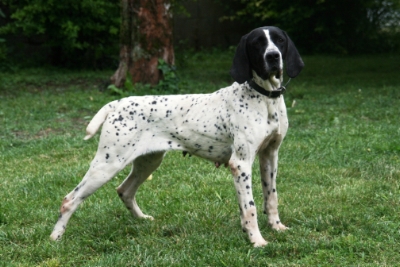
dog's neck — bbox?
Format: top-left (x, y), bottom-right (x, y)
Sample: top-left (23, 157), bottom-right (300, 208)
top-left (251, 71), bottom-right (283, 91)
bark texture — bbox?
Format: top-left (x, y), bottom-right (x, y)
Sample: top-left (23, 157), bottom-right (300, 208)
top-left (111, 0), bottom-right (174, 87)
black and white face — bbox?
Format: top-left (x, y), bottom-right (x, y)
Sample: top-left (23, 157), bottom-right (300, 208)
top-left (230, 26), bottom-right (304, 85)
top-left (246, 27), bottom-right (288, 81)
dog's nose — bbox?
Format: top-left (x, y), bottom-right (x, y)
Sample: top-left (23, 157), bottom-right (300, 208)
top-left (265, 51), bottom-right (280, 63)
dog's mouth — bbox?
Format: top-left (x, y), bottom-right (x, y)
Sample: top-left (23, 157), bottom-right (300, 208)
top-left (260, 67), bottom-right (281, 79)
top-left (272, 69), bottom-right (281, 80)
top-left (268, 69), bottom-right (282, 88)
top-left (253, 66), bottom-right (283, 89)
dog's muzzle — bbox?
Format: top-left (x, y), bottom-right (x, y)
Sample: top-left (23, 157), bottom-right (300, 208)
top-left (266, 51), bottom-right (281, 70)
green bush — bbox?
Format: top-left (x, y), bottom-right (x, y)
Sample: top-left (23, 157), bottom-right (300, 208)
top-left (0, 0), bottom-right (120, 68)
top-left (107, 59), bottom-right (180, 96)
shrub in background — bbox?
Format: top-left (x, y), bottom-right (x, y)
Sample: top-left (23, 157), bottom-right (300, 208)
top-left (0, 0), bottom-right (120, 68)
top-left (108, 59), bottom-right (180, 96)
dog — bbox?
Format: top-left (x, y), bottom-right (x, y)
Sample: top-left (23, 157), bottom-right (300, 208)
top-left (50, 26), bottom-right (304, 247)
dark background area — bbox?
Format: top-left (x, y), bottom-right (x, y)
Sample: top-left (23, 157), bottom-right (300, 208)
top-left (0, 0), bottom-right (399, 69)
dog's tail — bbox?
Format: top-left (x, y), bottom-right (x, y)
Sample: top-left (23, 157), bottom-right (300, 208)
top-left (84, 101), bottom-right (118, 140)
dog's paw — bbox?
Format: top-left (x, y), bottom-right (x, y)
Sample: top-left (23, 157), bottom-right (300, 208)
top-left (141, 215), bottom-right (154, 220)
top-left (252, 238), bottom-right (268, 247)
top-left (50, 231), bottom-right (63, 241)
top-left (271, 221), bottom-right (288, 231)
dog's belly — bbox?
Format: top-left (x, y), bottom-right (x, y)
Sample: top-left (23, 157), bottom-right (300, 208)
top-left (178, 135), bottom-right (233, 163)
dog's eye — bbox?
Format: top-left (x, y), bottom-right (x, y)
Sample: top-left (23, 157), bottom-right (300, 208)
top-left (277, 38), bottom-right (285, 43)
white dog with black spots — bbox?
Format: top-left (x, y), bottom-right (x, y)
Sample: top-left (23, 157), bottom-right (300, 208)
top-left (50, 26), bottom-right (304, 247)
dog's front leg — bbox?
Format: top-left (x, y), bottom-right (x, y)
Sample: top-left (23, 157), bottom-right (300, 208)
top-left (229, 157), bottom-right (268, 247)
top-left (259, 146), bottom-right (288, 231)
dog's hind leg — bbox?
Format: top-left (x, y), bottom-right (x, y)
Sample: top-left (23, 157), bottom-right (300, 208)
top-left (50, 152), bottom-right (131, 241)
top-left (116, 152), bottom-right (165, 220)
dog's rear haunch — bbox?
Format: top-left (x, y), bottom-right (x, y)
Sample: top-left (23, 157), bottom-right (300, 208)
top-left (50, 26), bottom-right (304, 247)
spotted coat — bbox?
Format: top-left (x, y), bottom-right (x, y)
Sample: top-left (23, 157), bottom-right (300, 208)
top-left (50, 26), bottom-right (304, 247)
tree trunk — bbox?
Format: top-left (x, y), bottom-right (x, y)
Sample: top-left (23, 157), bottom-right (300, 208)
top-left (111, 0), bottom-right (174, 87)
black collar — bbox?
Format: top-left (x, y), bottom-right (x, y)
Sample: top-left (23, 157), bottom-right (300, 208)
top-left (248, 79), bottom-right (289, 98)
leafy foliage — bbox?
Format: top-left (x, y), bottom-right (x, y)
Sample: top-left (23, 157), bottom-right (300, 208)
top-left (220, 0), bottom-right (400, 54)
top-left (108, 59), bottom-right (180, 96)
top-left (157, 59), bottom-right (180, 93)
top-left (107, 72), bottom-right (147, 97)
top-left (0, 0), bottom-right (120, 68)
top-left (0, 0), bottom-right (191, 69)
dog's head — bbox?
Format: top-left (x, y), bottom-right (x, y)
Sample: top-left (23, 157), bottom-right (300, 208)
top-left (230, 26), bottom-right (304, 85)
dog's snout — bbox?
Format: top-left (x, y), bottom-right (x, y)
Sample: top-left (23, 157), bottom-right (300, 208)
top-left (266, 51), bottom-right (280, 63)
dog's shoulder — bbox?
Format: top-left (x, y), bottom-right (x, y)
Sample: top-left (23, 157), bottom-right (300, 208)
top-left (219, 82), bottom-right (265, 103)
top-left (215, 82), bottom-right (249, 98)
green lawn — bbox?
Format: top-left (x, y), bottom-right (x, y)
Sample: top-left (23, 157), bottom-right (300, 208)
top-left (0, 52), bottom-right (399, 266)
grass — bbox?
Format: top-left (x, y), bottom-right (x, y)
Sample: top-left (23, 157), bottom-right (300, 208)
top-left (0, 51), bottom-right (399, 266)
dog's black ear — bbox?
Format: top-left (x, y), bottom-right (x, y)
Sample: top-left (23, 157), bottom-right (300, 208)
top-left (230, 33), bottom-right (252, 84)
top-left (284, 32), bottom-right (304, 78)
